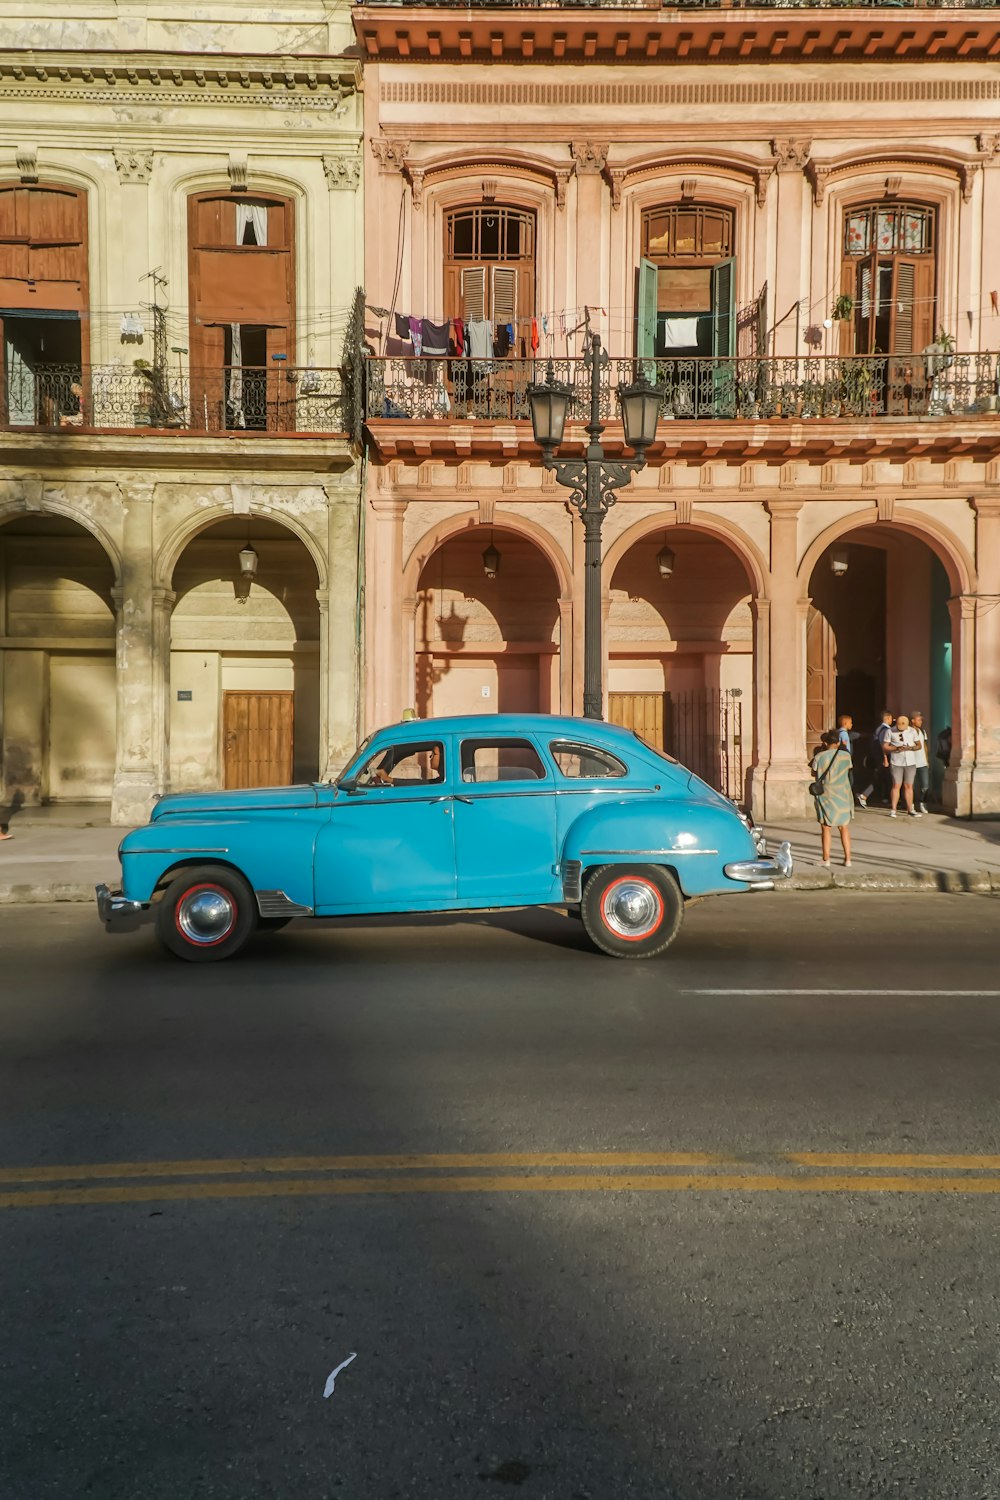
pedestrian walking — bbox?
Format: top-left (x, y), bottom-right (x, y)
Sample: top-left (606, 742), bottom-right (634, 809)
top-left (935, 724), bottom-right (952, 770)
top-left (856, 710), bottom-right (894, 808)
top-left (810, 729), bottom-right (854, 867)
top-left (911, 711), bottom-right (931, 814)
top-left (887, 713), bottom-right (922, 818)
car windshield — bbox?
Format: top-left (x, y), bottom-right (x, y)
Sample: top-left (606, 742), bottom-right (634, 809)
top-left (333, 735), bottom-right (373, 785)
top-left (631, 731), bottom-right (679, 766)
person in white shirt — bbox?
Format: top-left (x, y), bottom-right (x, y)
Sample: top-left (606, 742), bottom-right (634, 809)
top-left (888, 713), bottom-right (921, 819)
top-left (910, 711), bottom-right (931, 814)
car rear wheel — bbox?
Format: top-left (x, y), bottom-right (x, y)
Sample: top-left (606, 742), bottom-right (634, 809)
top-left (580, 864), bottom-right (683, 959)
top-left (156, 865), bottom-right (257, 963)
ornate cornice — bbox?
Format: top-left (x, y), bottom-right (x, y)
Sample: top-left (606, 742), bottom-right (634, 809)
top-left (571, 141), bottom-right (610, 176)
top-left (0, 50), bottom-right (359, 101)
top-left (370, 137), bottom-right (410, 173)
top-left (771, 138), bottom-right (812, 174)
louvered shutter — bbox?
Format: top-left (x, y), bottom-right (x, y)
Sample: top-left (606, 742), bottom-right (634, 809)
top-left (893, 261), bottom-right (915, 353)
top-left (710, 257), bottom-right (736, 357)
top-left (460, 267), bottom-right (486, 322)
top-left (491, 266), bottom-right (517, 324)
top-left (756, 280), bottom-right (769, 358)
top-left (838, 259), bottom-right (856, 355)
top-left (637, 257), bottom-right (658, 360)
top-left (909, 257), bottom-right (935, 353)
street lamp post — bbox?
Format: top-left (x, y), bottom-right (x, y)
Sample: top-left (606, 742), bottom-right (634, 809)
top-left (528, 333), bottom-right (660, 719)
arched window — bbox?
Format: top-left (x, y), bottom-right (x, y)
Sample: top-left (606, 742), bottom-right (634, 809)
top-left (638, 203), bottom-right (736, 359)
top-left (443, 205), bottom-right (535, 333)
top-left (0, 182), bottom-right (88, 427)
top-left (187, 191), bottom-right (295, 430)
top-left (840, 201), bottom-right (935, 356)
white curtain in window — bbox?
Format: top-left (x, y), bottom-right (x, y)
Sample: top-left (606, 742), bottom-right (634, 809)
top-left (235, 201), bottom-right (268, 247)
top-left (229, 323), bottom-right (245, 426)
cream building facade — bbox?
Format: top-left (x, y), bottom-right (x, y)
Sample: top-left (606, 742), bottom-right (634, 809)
top-left (357, 1), bottom-right (1000, 819)
top-left (0, 2), bottom-right (364, 824)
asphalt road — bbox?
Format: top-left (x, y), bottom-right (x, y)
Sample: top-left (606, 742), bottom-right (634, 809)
top-left (2, 892), bottom-right (1000, 1500)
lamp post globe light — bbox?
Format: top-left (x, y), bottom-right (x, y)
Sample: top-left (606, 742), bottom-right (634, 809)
top-left (528, 332), bottom-right (660, 719)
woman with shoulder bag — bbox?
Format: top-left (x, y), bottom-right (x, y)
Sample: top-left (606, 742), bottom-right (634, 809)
top-left (810, 730), bottom-right (854, 868)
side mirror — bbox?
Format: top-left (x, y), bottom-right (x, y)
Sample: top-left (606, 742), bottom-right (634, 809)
top-left (336, 778), bottom-right (364, 796)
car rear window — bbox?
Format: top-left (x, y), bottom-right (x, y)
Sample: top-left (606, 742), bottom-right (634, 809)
top-left (549, 741), bottom-right (628, 779)
top-left (460, 738), bottom-right (547, 783)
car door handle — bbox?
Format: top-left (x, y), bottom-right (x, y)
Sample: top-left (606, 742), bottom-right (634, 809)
top-left (451, 795), bottom-right (474, 804)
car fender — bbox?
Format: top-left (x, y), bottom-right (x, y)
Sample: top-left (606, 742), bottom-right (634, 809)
top-left (119, 815), bottom-right (323, 910)
top-left (561, 798), bottom-right (758, 898)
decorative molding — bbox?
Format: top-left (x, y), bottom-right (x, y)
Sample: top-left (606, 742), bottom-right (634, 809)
top-left (779, 462), bottom-right (797, 489)
top-left (322, 154), bottom-right (361, 191)
top-left (675, 497), bottom-right (693, 525)
top-left (541, 467), bottom-right (557, 489)
top-left (554, 167), bottom-right (572, 211)
top-left (481, 179), bottom-right (498, 203)
top-left (755, 166), bottom-right (774, 208)
top-left (807, 161), bottom-right (832, 206)
top-left (113, 146), bottom-right (153, 184)
top-left (862, 462), bottom-right (877, 489)
top-left (15, 145), bottom-right (36, 183)
top-left (409, 166), bottom-right (426, 209)
top-left (977, 133), bottom-right (1000, 156)
top-left (478, 496), bottom-right (496, 524)
top-left (227, 152), bottom-right (247, 192)
top-left (571, 141), bottom-right (609, 176)
top-left (456, 462), bottom-right (472, 492)
top-left (901, 462), bottom-right (918, 488)
top-left (608, 169), bottom-right (626, 211)
top-left (985, 459), bottom-right (1000, 486)
top-left (944, 461), bottom-right (958, 484)
top-left (680, 177), bottom-right (698, 200)
top-left (657, 466), bottom-right (673, 490)
top-left (370, 137), bottom-right (410, 173)
top-left (821, 463), bottom-right (836, 490)
top-left (739, 463), bottom-right (755, 492)
top-left (877, 495), bottom-right (894, 522)
top-left (960, 161), bottom-right (980, 202)
top-left (417, 462), bottom-right (433, 489)
top-left (502, 465), bottom-right (519, 492)
top-left (381, 79), bottom-right (1000, 109)
top-left (884, 175), bottom-right (903, 198)
top-left (771, 138), bottom-right (812, 173)
top-left (698, 466), bottom-right (714, 490)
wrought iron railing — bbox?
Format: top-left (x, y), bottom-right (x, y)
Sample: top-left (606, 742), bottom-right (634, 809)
top-left (667, 688), bottom-right (745, 801)
top-left (1, 364), bottom-right (348, 435)
top-left (367, 352), bottom-right (1000, 424)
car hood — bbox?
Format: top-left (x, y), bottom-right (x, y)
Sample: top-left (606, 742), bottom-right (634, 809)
top-left (150, 785), bottom-right (322, 821)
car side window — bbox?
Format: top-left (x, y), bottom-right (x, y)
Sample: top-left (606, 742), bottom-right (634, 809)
top-left (460, 738), bottom-right (547, 784)
top-left (354, 741), bottom-right (444, 788)
top-left (549, 741), bottom-right (628, 779)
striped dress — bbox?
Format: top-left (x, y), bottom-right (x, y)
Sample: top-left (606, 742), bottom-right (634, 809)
top-left (811, 746), bottom-right (854, 827)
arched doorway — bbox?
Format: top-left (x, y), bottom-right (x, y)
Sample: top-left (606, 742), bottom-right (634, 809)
top-left (806, 525), bottom-right (953, 801)
top-left (414, 525), bottom-right (561, 718)
top-left (606, 528), bottom-right (755, 798)
top-left (0, 514), bottom-right (116, 806)
top-left (169, 518), bottom-right (320, 790)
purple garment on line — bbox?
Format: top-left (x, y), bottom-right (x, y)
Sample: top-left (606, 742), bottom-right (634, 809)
top-left (408, 316), bottom-right (423, 356)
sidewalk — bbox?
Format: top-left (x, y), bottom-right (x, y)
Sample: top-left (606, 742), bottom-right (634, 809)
top-left (1, 805), bottom-right (999, 903)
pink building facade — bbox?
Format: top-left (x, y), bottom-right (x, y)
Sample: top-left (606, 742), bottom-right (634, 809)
top-left (357, 1), bottom-right (1000, 818)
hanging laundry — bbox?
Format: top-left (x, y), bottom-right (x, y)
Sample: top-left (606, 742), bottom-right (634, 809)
top-left (559, 313), bottom-right (567, 338)
top-left (453, 317), bottom-right (465, 354)
top-left (520, 337), bottom-right (526, 358)
top-left (505, 322), bottom-right (515, 349)
top-left (495, 323), bottom-right (511, 357)
top-left (394, 313), bottom-right (411, 342)
top-left (385, 336), bottom-right (411, 357)
top-left (659, 317), bottom-right (701, 350)
top-left (541, 314), bottom-right (549, 338)
top-left (422, 318), bottom-right (450, 355)
top-left (530, 318), bottom-right (539, 354)
top-left (466, 320), bottom-right (493, 359)
top-left (408, 317), bottom-right (423, 356)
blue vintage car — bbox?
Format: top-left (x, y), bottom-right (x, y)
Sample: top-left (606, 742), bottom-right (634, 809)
top-left (96, 713), bottom-right (791, 962)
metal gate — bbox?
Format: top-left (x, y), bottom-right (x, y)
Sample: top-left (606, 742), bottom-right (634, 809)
top-left (665, 688), bottom-right (745, 800)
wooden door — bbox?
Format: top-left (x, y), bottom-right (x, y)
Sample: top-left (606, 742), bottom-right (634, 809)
top-left (608, 692), bottom-right (666, 749)
top-left (805, 607), bottom-right (836, 750)
top-left (223, 691), bottom-right (293, 789)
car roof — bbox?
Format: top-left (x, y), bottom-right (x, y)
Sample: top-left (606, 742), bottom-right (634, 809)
top-left (370, 713), bottom-right (643, 746)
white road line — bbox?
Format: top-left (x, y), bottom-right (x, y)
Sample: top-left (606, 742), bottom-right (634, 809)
top-left (687, 989), bottom-right (1000, 998)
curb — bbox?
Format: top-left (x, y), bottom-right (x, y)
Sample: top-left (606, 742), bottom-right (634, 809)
top-left (783, 869), bottom-right (997, 894)
top-left (0, 883), bottom-right (98, 905)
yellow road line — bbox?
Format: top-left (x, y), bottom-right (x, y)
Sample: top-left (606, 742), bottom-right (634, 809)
top-left (0, 1151), bottom-right (738, 1185)
top-left (787, 1152), bottom-right (1000, 1170)
top-left (7, 1171), bottom-right (1000, 1210)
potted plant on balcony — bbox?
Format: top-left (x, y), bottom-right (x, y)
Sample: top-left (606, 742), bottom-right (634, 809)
top-left (830, 294), bottom-right (854, 324)
top-left (132, 359), bottom-right (182, 427)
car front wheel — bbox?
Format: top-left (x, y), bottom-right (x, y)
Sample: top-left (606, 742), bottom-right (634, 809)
top-left (580, 864), bottom-right (683, 959)
top-left (156, 865), bottom-right (257, 962)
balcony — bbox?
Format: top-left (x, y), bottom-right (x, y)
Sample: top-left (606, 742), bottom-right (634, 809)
top-left (0, 364), bottom-right (349, 438)
top-left (369, 0), bottom-right (998, 7)
top-left (365, 352), bottom-right (1000, 462)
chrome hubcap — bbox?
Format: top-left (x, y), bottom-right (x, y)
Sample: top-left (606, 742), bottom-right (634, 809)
top-left (602, 880), bottom-right (661, 939)
top-left (177, 887), bottom-right (236, 945)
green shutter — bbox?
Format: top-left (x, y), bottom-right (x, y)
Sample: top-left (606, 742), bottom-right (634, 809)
top-left (637, 257), bottom-right (658, 362)
top-left (711, 257), bottom-right (736, 358)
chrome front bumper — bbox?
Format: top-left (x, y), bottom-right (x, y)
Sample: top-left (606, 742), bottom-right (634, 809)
top-left (96, 883), bottom-right (150, 932)
top-left (723, 840), bottom-right (793, 890)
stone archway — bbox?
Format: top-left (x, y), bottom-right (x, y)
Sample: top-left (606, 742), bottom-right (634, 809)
top-left (0, 513), bottom-right (117, 808)
top-left (806, 522), bottom-right (956, 809)
top-left (606, 524), bottom-right (757, 799)
top-left (168, 517), bottom-right (321, 790)
top-left (413, 524), bottom-right (562, 719)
